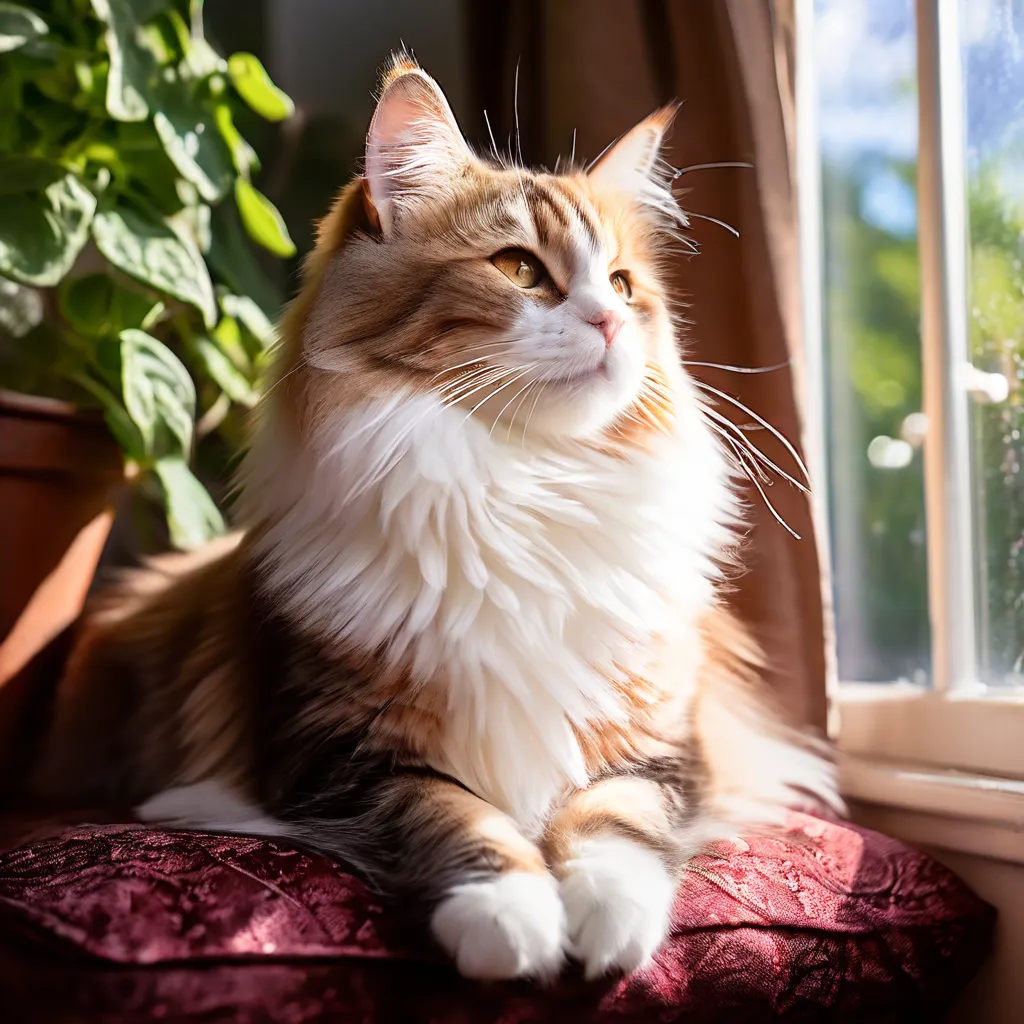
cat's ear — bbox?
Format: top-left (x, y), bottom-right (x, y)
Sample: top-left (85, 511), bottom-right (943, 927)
top-left (587, 104), bottom-right (679, 198)
top-left (364, 56), bottom-right (472, 234)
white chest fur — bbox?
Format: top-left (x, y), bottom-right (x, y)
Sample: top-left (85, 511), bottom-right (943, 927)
top-left (246, 393), bottom-right (731, 830)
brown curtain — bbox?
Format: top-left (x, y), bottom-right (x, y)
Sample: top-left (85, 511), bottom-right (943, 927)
top-left (466, 0), bottom-right (828, 731)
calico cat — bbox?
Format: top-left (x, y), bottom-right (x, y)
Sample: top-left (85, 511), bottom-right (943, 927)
top-left (32, 56), bottom-right (842, 981)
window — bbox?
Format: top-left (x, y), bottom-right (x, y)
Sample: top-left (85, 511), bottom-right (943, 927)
top-left (799, 0), bottom-right (1024, 780)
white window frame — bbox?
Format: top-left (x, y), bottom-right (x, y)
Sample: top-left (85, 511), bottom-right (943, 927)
top-left (796, 0), bottom-right (1024, 792)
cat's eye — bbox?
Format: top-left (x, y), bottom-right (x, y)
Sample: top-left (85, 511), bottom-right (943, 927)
top-left (492, 249), bottom-right (548, 289)
top-left (610, 271), bottom-right (632, 300)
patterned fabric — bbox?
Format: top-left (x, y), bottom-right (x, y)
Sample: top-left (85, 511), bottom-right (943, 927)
top-left (0, 812), bottom-right (993, 1022)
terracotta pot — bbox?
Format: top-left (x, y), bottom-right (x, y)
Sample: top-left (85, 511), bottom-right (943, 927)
top-left (0, 390), bottom-right (122, 795)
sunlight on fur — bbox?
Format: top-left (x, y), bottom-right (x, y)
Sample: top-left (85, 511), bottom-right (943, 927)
top-left (33, 53), bottom-right (843, 982)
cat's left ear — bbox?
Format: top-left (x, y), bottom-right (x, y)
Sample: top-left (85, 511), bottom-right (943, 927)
top-left (364, 57), bottom-right (473, 234)
top-left (587, 104), bottom-right (679, 198)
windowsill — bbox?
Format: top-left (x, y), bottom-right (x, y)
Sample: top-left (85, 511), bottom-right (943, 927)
top-left (836, 686), bottom-right (1024, 778)
top-left (839, 754), bottom-right (1024, 865)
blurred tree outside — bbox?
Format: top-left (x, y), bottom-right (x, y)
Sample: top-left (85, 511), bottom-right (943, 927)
top-left (822, 127), bottom-right (1024, 687)
top-left (821, 152), bottom-right (930, 684)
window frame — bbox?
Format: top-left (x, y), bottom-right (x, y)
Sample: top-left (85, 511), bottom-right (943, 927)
top-left (797, 0), bottom-right (1024, 783)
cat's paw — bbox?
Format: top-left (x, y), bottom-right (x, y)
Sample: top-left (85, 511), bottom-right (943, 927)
top-left (559, 836), bottom-right (675, 979)
top-left (431, 871), bottom-right (567, 981)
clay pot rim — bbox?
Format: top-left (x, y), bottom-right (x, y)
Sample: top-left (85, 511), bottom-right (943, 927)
top-left (0, 389), bottom-right (107, 427)
top-left (0, 389), bottom-right (123, 479)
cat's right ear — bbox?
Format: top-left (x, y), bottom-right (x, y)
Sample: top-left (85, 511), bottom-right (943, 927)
top-left (364, 57), bottom-right (473, 234)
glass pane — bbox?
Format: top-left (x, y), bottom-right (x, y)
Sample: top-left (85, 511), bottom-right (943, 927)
top-left (962, 0), bottom-right (1024, 686)
top-left (815, 0), bottom-right (931, 684)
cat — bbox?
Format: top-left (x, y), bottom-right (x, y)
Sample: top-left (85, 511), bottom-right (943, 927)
top-left (31, 55), bottom-right (842, 982)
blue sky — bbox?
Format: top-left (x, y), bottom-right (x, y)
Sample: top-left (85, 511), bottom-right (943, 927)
top-left (815, 0), bottom-right (1024, 235)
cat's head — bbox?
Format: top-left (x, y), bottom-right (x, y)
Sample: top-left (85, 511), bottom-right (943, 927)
top-left (287, 55), bottom-right (689, 444)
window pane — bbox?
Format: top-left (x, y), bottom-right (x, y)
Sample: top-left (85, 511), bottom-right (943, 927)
top-left (962, 0), bottom-right (1024, 686)
top-left (815, 0), bottom-right (931, 684)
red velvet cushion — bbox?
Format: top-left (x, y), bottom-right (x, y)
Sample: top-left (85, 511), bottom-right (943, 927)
top-left (0, 812), bottom-right (993, 1023)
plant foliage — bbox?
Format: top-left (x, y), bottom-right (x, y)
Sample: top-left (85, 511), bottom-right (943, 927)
top-left (0, 0), bottom-right (294, 548)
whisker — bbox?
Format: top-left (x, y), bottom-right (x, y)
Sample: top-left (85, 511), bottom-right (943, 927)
top-left (513, 158), bottom-right (529, 207)
top-left (682, 359), bottom-right (790, 375)
top-left (679, 209), bottom-right (740, 238)
top-left (570, 127), bottom-right (577, 166)
top-left (693, 379), bottom-right (810, 484)
top-left (521, 380), bottom-right (546, 448)
top-left (491, 373), bottom-right (540, 437)
top-left (438, 371), bottom-right (506, 401)
top-left (438, 364), bottom-right (510, 397)
top-left (260, 354), bottom-right (307, 400)
top-left (707, 421), bottom-right (770, 483)
top-left (435, 362), bottom-right (505, 389)
top-left (724, 436), bottom-right (801, 539)
top-left (701, 405), bottom-right (809, 494)
top-left (483, 109), bottom-right (501, 163)
top-left (441, 367), bottom-right (517, 408)
top-left (466, 365), bottom-right (536, 422)
top-left (584, 134), bottom-right (618, 173)
top-left (505, 376), bottom-right (540, 440)
top-left (670, 160), bottom-right (753, 178)
top-left (430, 346), bottom-right (505, 381)
top-left (439, 368), bottom-right (514, 407)
top-left (513, 61), bottom-right (524, 167)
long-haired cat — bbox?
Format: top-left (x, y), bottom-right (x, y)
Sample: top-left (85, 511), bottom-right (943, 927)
top-left (32, 57), bottom-right (842, 981)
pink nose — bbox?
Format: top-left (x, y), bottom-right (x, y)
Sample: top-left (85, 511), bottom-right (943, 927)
top-left (589, 310), bottom-right (625, 349)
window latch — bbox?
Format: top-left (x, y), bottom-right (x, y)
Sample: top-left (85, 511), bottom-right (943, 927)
top-left (961, 363), bottom-right (1009, 404)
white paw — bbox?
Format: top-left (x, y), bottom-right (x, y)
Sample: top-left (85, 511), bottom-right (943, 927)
top-left (560, 836), bottom-right (675, 979)
top-left (431, 871), bottom-right (567, 981)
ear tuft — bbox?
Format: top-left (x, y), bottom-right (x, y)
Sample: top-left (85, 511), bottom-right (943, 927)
top-left (588, 103), bottom-right (680, 192)
top-left (380, 49), bottom-right (422, 91)
top-left (364, 57), bottom-right (472, 235)
top-left (587, 104), bottom-right (686, 233)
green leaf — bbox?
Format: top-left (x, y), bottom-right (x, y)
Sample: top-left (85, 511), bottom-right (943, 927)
top-left (0, 170), bottom-right (96, 286)
top-left (153, 94), bottom-right (233, 202)
top-left (92, 199), bottom-right (217, 326)
top-left (91, 0), bottom-right (156, 121)
top-left (0, 3), bottom-right (47, 54)
top-left (210, 312), bottom-right (250, 370)
top-left (213, 102), bottom-right (258, 177)
top-left (234, 177), bottom-right (295, 257)
top-left (59, 272), bottom-right (164, 335)
top-left (120, 327), bottom-right (195, 456)
top-left (60, 273), bottom-right (113, 333)
top-left (0, 157), bottom-right (66, 195)
top-left (119, 142), bottom-right (183, 215)
top-left (177, 0), bottom-right (226, 79)
top-left (153, 455), bottom-right (225, 548)
top-left (227, 52), bottom-right (293, 121)
top-left (219, 291), bottom-right (274, 348)
top-left (169, 200), bottom-right (210, 253)
top-left (193, 334), bottom-right (255, 404)
top-left (71, 369), bottom-right (145, 460)
top-left (0, 275), bottom-right (42, 337)
top-left (127, 0), bottom-right (170, 21)
top-left (207, 199), bottom-right (280, 315)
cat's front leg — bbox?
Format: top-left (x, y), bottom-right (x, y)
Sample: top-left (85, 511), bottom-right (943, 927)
top-left (290, 773), bottom-right (567, 981)
top-left (542, 775), bottom-right (690, 978)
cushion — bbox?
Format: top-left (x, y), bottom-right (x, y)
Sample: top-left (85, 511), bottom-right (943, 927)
top-left (0, 812), bottom-right (993, 1023)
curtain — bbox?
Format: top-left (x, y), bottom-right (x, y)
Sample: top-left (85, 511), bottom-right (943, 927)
top-left (466, 0), bottom-right (830, 730)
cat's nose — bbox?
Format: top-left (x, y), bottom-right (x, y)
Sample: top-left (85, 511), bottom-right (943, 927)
top-left (589, 310), bottom-right (624, 349)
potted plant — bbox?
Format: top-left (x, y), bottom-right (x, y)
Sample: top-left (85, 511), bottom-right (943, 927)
top-left (0, 0), bottom-right (294, 780)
